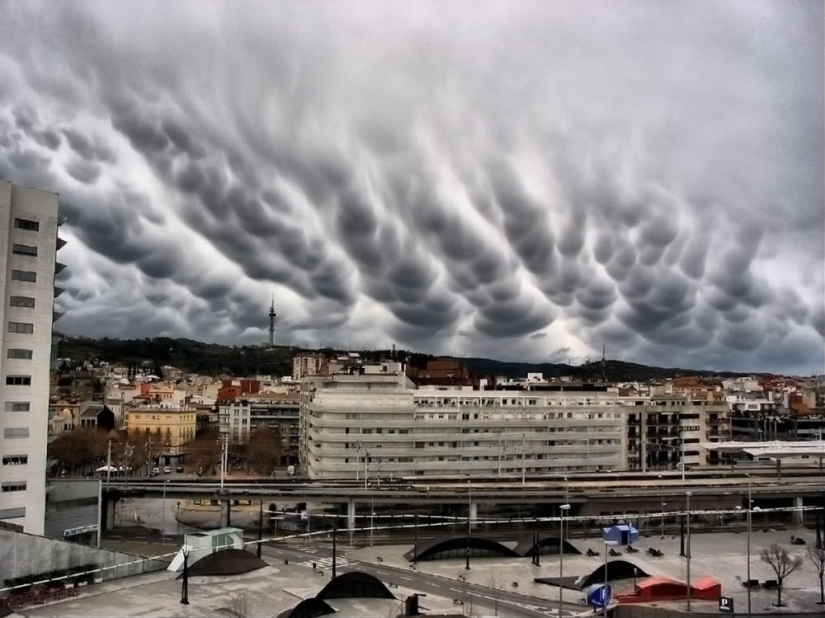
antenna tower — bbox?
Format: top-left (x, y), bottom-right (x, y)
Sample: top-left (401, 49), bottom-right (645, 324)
top-left (268, 295), bottom-right (277, 347)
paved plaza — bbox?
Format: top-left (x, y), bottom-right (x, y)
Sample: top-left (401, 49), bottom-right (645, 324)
top-left (7, 525), bottom-right (824, 617)
top-left (14, 562), bottom-right (456, 618)
top-left (348, 525), bottom-right (824, 614)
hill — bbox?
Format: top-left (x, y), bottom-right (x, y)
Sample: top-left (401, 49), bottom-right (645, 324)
top-left (55, 335), bottom-right (750, 382)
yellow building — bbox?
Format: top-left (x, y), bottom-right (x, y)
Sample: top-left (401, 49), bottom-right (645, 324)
top-left (124, 405), bottom-right (197, 458)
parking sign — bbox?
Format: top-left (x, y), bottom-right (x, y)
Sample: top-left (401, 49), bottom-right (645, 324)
top-left (719, 596), bottom-right (734, 614)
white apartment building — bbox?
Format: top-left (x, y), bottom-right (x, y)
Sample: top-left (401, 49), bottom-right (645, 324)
top-left (292, 354), bottom-right (326, 381)
top-left (0, 181), bottom-right (62, 534)
top-left (300, 362), bottom-right (627, 479)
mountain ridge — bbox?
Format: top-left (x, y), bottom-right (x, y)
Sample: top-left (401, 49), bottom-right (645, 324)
top-left (54, 334), bottom-right (756, 381)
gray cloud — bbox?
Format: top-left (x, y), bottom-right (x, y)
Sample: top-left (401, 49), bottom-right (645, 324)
top-left (0, 0), bottom-right (822, 374)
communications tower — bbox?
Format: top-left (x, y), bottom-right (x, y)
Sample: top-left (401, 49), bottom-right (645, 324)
top-left (268, 295), bottom-right (277, 347)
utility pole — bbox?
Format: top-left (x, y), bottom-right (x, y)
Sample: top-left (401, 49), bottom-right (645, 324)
top-left (686, 491), bottom-right (692, 611)
top-left (106, 439), bottom-right (112, 487)
top-left (220, 435), bottom-right (228, 491)
top-left (521, 433), bottom-right (526, 486)
top-left (257, 500), bottom-right (263, 558)
top-left (332, 524), bottom-right (338, 579)
top-left (465, 480), bottom-right (471, 570)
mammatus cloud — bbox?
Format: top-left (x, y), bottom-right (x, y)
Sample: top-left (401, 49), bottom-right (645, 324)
top-left (0, 1), bottom-right (822, 374)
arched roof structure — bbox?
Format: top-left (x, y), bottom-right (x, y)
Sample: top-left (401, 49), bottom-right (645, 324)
top-left (316, 571), bottom-right (395, 600)
top-left (579, 560), bottom-right (648, 588)
top-left (405, 536), bottom-right (519, 562)
top-left (513, 535), bottom-right (581, 557)
top-left (178, 549), bottom-right (266, 578)
top-left (276, 597), bottom-right (336, 618)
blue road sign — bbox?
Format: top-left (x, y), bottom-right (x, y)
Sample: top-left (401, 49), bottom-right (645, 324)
top-left (586, 584), bottom-right (612, 609)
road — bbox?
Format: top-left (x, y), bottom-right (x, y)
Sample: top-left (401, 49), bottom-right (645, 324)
top-left (260, 543), bottom-right (585, 618)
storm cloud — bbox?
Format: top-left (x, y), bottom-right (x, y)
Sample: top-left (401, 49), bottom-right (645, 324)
top-left (0, 0), bottom-right (822, 374)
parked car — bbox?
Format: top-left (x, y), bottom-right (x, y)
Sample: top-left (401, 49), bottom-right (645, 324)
top-left (176, 466), bottom-right (184, 473)
top-left (163, 466), bottom-right (172, 474)
top-left (151, 467), bottom-right (160, 477)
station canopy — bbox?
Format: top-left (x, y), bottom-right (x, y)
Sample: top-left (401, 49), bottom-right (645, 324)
top-left (701, 440), bottom-right (825, 459)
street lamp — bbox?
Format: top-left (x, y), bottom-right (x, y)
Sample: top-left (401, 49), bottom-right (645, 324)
top-left (466, 480), bottom-right (472, 570)
top-left (658, 474), bottom-right (666, 538)
top-left (686, 491), bottom-right (692, 611)
top-left (162, 480), bottom-right (168, 545)
top-left (603, 540), bottom-right (618, 617)
top-left (559, 504), bottom-right (571, 616)
top-left (180, 546), bottom-right (190, 605)
top-left (745, 474), bottom-right (761, 618)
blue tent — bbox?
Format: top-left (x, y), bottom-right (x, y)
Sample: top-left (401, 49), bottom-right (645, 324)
top-left (602, 524), bottom-right (639, 546)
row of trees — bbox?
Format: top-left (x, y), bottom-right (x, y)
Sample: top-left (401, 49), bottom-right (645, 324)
top-left (49, 425), bottom-right (286, 477)
top-left (182, 426), bottom-right (284, 476)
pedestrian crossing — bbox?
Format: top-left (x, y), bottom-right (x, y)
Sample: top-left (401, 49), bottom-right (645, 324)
top-left (296, 556), bottom-right (358, 570)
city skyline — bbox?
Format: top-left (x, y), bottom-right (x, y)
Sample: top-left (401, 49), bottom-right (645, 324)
top-left (0, 1), bottom-right (823, 374)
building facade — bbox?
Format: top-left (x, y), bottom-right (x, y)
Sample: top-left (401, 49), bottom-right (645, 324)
top-left (292, 354), bottom-right (326, 381)
top-left (0, 181), bottom-right (62, 534)
top-left (624, 395), bottom-right (730, 471)
top-left (124, 405), bottom-right (197, 462)
top-left (218, 394), bottom-right (300, 462)
top-left (300, 362), bottom-right (628, 479)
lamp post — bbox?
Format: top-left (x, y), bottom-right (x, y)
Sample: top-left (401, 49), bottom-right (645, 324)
top-left (161, 480), bottom-right (168, 545)
top-left (603, 540), bottom-right (617, 617)
top-left (180, 546), bottom-right (190, 605)
top-left (559, 504), bottom-right (570, 617)
top-left (746, 475), bottom-right (761, 618)
top-left (465, 480), bottom-right (471, 570)
top-left (659, 474), bottom-right (665, 538)
top-left (686, 491), bottom-right (692, 611)
top-left (370, 493), bottom-right (375, 548)
top-left (257, 500), bottom-right (263, 558)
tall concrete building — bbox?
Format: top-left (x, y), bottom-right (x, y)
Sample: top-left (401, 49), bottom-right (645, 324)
top-left (0, 181), bottom-right (62, 534)
top-left (299, 360), bottom-right (628, 479)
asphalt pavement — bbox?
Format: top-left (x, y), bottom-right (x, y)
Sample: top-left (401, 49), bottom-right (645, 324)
top-left (261, 543), bottom-right (581, 617)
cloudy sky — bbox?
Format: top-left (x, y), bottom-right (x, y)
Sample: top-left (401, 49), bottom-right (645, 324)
top-left (1, 1), bottom-right (822, 374)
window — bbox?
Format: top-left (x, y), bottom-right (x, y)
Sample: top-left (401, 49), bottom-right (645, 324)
top-left (11, 270), bottom-right (37, 283)
top-left (8, 322), bottom-right (34, 334)
top-left (7, 349), bottom-right (33, 360)
top-left (2, 455), bottom-right (28, 465)
top-left (9, 296), bottom-right (35, 308)
top-left (1, 482), bottom-right (27, 493)
top-left (4, 428), bottom-right (29, 438)
top-left (4, 402), bottom-right (30, 412)
top-left (0, 507), bottom-right (26, 519)
top-left (5, 376), bottom-right (31, 386)
top-left (12, 243), bottom-right (38, 256)
top-left (14, 218), bottom-right (39, 232)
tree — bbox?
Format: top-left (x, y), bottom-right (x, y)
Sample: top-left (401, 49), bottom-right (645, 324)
top-left (184, 429), bottom-right (221, 475)
top-left (760, 543), bottom-right (803, 607)
top-left (48, 428), bottom-right (110, 474)
top-left (247, 426), bottom-right (283, 476)
top-left (808, 547), bottom-right (825, 605)
top-left (487, 570), bottom-right (504, 616)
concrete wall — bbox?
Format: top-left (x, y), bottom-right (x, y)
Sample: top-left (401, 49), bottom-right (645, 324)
top-left (0, 528), bottom-right (167, 588)
top-left (44, 479), bottom-right (100, 542)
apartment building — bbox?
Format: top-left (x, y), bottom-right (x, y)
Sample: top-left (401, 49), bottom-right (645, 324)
top-left (0, 181), bottom-right (62, 534)
top-left (299, 361), bottom-right (627, 479)
top-left (624, 395), bottom-right (730, 471)
top-left (292, 353), bottom-right (326, 381)
top-left (124, 404), bottom-right (197, 463)
top-left (218, 394), bottom-right (299, 462)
